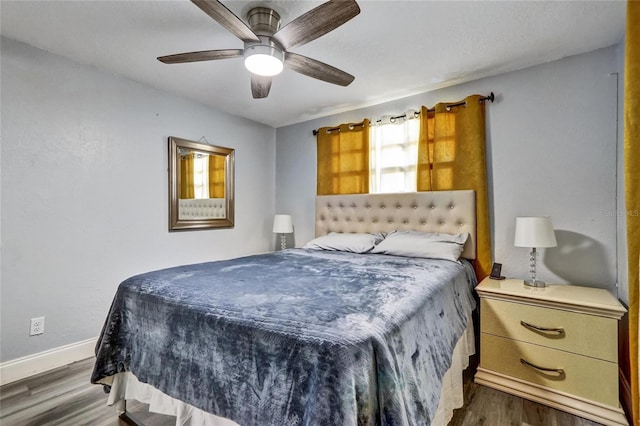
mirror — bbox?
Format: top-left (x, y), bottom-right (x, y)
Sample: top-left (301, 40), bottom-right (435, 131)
top-left (169, 136), bottom-right (234, 231)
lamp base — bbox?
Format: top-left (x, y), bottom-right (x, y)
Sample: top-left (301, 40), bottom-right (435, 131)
top-left (523, 279), bottom-right (546, 288)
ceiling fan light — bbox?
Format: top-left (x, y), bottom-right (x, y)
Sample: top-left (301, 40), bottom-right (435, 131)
top-left (244, 44), bottom-right (284, 77)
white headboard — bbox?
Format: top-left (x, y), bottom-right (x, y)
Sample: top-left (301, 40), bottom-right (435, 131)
top-left (316, 190), bottom-right (476, 259)
top-left (178, 198), bottom-right (226, 220)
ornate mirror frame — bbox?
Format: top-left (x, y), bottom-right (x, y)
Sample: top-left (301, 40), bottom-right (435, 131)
top-left (168, 136), bottom-right (235, 231)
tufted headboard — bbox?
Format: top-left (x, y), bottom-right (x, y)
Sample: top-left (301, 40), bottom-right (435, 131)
top-left (178, 198), bottom-right (226, 220)
top-left (316, 190), bottom-right (476, 259)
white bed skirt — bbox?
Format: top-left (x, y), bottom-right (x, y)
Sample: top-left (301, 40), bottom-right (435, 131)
top-left (103, 320), bottom-right (475, 426)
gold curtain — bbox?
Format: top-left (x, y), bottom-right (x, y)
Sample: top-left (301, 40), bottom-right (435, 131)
top-left (208, 154), bottom-right (226, 198)
top-left (317, 120), bottom-right (370, 195)
top-left (417, 95), bottom-right (491, 279)
top-left (624, 1), bottom-right (639, 423)
top-left (180, 154), bottom-right (195, 199)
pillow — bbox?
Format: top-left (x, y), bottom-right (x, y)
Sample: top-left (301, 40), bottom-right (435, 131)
top-left (371, 230), bottom-right (469, 261)
top-left (303, 232), bottom-right (385, 253)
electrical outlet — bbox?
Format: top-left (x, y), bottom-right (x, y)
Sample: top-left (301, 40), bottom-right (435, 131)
top-left (30, 317), bottom-right (45, 336)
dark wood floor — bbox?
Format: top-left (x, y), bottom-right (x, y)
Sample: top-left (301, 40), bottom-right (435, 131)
top-left (0, 357), bottom-right (602, 425)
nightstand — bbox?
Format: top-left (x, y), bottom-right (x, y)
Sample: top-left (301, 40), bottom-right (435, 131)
top-left (474, 278), bottom-right (628, 426)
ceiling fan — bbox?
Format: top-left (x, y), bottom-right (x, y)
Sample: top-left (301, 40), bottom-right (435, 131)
top-left (158, 0), bottom-right (360, 99)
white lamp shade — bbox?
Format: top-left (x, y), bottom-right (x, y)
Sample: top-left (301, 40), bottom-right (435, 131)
top-left (273, 214), bottom-right (293, 233)
top-left (514, 217), bottom-right (557, 248)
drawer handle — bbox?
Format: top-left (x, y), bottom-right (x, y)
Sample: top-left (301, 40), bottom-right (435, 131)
top-left (520, 320), bottom-right (564, 336)
top-left (520, 358), bottom-right (565, 376)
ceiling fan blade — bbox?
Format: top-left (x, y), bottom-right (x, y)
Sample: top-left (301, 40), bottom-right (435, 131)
top-left (285, 52), bottom-right (354, 86)
top-left (191, 0), bottom-right (260, 43)
top-left (157, 49), bottom-right (244, 64)
top-left (251, 75), bottom-right (272, 99)
top-left (273, 0), bottom-right (360, 50)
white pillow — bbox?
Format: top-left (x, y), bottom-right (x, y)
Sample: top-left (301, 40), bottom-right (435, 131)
top-left (303, 232), bottom-right (385, 253)
top-left (371, 230), bottom-right (469, 261)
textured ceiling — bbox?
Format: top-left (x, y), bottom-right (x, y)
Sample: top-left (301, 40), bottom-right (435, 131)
top-left (0, 1), bottom-right (626, 128)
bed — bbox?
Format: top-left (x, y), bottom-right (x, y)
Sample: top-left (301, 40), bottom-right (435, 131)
top-left (91, 190), bottom-right (478, 425)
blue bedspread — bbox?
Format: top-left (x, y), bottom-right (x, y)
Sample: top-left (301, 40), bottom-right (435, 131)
top-left (91, 249), bottom-right (477, 425)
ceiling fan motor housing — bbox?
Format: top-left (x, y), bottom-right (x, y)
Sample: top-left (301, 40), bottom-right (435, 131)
top-left (247, 7), bottom-right (281, 36)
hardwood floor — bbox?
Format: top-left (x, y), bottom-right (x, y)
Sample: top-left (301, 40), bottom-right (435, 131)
top-left (448, 370), bottom-right (602, 426)
top-left (0, 358), bottom-right (173, 426)
top-left (0, 357), bottom-right (603, 425)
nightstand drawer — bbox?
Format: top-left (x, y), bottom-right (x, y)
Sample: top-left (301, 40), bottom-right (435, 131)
top-left (481, 333), bottom-right (619, 406)
top-left (481, 298), bottom-right (617, 362)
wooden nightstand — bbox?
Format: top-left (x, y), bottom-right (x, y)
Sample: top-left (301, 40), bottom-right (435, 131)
top-left (474, 277), bottom-right (628, 426)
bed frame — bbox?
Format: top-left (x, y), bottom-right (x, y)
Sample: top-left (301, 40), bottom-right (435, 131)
top-left (118, 190), bottom-right (477, 425)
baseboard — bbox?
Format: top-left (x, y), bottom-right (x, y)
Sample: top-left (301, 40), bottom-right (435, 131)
top-left (0, 337), bottom-right (98, 386)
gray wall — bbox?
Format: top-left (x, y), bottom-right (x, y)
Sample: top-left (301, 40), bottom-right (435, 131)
top-left (277, 45), bottom-right (624, 297)
top-left (0, 37), bottom-right (276, 362)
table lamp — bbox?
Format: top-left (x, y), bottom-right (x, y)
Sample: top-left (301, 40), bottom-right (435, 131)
top-left (514, 216), bottom-right (557, 287)
top-left (273, 214), bottom-right (293, 250)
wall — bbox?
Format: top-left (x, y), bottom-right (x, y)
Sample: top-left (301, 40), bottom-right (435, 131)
top-left (277, 45), bottom-right (624, 297)
top-left (0, 37), bottom-right (276, 362)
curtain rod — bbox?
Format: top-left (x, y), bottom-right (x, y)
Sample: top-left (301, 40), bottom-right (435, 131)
top-left (312, 92), bottom-right (495, 136)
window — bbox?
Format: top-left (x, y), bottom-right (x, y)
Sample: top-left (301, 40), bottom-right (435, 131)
top-left (369, 117), bottom-right (419, 193)
top-left (192, 154), bottom-right (209, 199)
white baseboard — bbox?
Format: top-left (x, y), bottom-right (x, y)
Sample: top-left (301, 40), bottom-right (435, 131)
top-left (0, 337), bottom-right (98, 386)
